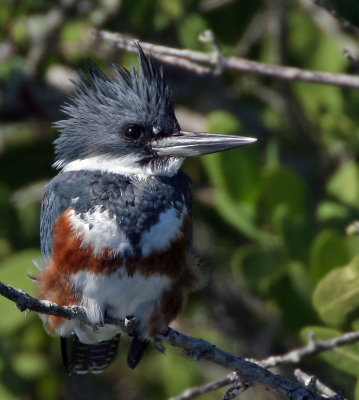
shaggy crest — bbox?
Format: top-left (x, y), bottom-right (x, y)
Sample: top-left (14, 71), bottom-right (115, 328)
top-left (53, 45), bottom-right (178, 168)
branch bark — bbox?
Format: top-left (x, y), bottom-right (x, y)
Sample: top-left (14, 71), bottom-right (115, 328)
top-left (295, 369), bottom-right (346, 400)
top-left (25, 0), bottom-right (81, 78)
top-left (0, 281), bottom-right (346, 400)
top-left (259, 330), bottom-right (359, 368)
top-left (168, 373), bottom-right (239, 400)
top-left (90, 29), bottom-right (359, 89)
top-left (313, 0), bottom-right (359, 37)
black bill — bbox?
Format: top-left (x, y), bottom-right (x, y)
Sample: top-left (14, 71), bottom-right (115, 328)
top-left (151, 131), bottom-right (256, 157)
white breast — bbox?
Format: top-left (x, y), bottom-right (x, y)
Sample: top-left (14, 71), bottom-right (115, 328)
top-left (61, 270), bottom-right (171, 343)
top-left (68, 203), bottom-right (187, 259)
top-left (68, 207), bottom-right (133, 256)
top-left (139, 207), bottom-right (185, 256)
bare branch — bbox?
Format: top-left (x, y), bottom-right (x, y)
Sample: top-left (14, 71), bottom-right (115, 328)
top-left (223, 375), bottom-right (250, 400)
top-left (259, 330), bottom-right (359, 368)
top-left (25, 0), bottom-right (81, 78)
top-left (343, 49), bottom-right (359, 73)
top-left (198, 30), bottom-right (225, 75)
top-left (199, 0), bottom-right (234, 13)
top-left (0, 281), bottom-right (89, 323)
top-left (300, 0), bottom-right (359, 60)
top-left (234, 10), bottom-right (268, 57)
top-left (168, 372), bottom-right (238, 400)
top-left (295, 369), bottom-right (347, 400)
top-left (313, 0), bottom-right (359, 37)
top-left (90, 31), bottom-right (211, 75)
top-left (168, 322), bottom-right (359, 399)
top-left (168, 372), bottom-right (251, 400)
top-left (0, 281), bottom-right (345, 400)
top-left (160, 328), bottom-right (341, 399)
top-left (90, 29), bottom-right (359, 89)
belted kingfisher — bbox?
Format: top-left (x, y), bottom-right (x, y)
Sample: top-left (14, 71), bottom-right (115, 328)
top-left (37, 45), bottom-right (256, 374)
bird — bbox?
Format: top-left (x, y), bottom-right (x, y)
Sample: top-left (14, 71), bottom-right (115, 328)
top-left (37, 44), bottom-right (256, 375)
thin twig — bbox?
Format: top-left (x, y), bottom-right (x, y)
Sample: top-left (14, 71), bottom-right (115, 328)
top-left (0, 281), bottom-right (87, 322)
top-left (234, 10), bottom-right (268, 57)
top-left (259, 330), bottom-right (359, 368)
top-left (25, 0), bottom-right (80, 78)
top-left (199, 0), bottom-right (234, 13)
top-left (223, 375), bottom-right (250, 400)
top-left (313, 0), bottom-right (359, 37)
top-left (168, 372), bottom-right (250, 400)
top-left (198, 30), bottom-right (225, 75)
top-left (299, 0), bottom-right (359, 60)
top-left (90, 29), bottom-right (359, 89)
top-left (343, 49), bottom-right (359, 74)
top-left (168, 372), bottom-right (237, 400)
top-left (0, 281), bottom-right (345, 400)
top-left (295, 369), bottom-right (347, 400)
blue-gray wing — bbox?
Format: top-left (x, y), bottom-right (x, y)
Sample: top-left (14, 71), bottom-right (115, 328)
top-left (40, 178), bottom-right (72, 261)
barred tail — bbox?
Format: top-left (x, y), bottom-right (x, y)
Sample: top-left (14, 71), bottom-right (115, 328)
top-left (61, 334), bottom-right (121, 375)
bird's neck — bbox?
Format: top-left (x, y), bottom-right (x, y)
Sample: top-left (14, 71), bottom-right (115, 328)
top-left (55, 155), bottom-right (184, 179)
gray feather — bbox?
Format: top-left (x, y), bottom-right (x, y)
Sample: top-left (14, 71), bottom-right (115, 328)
top-left (53, 45), bottom-right (179, 168)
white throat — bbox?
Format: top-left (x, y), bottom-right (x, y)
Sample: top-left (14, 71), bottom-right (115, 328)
top-left (55, 155), bottom-right (184, 178)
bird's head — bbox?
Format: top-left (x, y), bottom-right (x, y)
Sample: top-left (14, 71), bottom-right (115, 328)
top-left (54, 45), bottom-right (256, 177)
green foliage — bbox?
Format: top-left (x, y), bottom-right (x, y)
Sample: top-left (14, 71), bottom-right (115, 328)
top-left (258, 166), bottom-right (309, 220)
top-left (0, 250), bottom-right (38, 334)
top-left (12, 352), bottom-right (48, 380)
top-left (313, 256), bottom-right (359, 327)
top-left (328, 160), bottom-right (359, 208)
top-left (232, 244), bottom-right (287, 295)
top-left (309, 230), bottom-right (349, 282)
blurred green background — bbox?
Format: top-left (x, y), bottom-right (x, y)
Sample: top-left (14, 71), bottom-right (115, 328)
top-left (1, 0), bottom-right (359, 399)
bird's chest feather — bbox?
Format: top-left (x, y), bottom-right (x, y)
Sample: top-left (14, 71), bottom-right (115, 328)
top-left (68, 201), bottom-right (187, 259)
top-left (70, 270), bottom-right (171, 326)
top-left (51, 171), bottom-right (193, 259)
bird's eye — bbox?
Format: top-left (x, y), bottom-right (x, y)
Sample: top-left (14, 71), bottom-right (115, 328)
top-left (122, 125), bottom-right (143, 140)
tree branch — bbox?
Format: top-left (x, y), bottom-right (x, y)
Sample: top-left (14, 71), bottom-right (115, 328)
top-left (90, 29), bottom-right (359, 89)
top-left (295, 369), bottom-right (346, 400)
top-left (168, 372), bottom-right (250, 400)
top-left (168, 372), bottom-right (239, 400)
top-left (0, 281), bottom-right (86, 320)
top-left (313, 0), bottom-right (359, 38)
top-left (0, 281), bottom-right (347, 400)
top-left (259, 330), bottom-right (359, 368)
top-left (167, 327), bottom-right (356, 400)
top-left (25, 0), bottom-right (81, 78)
